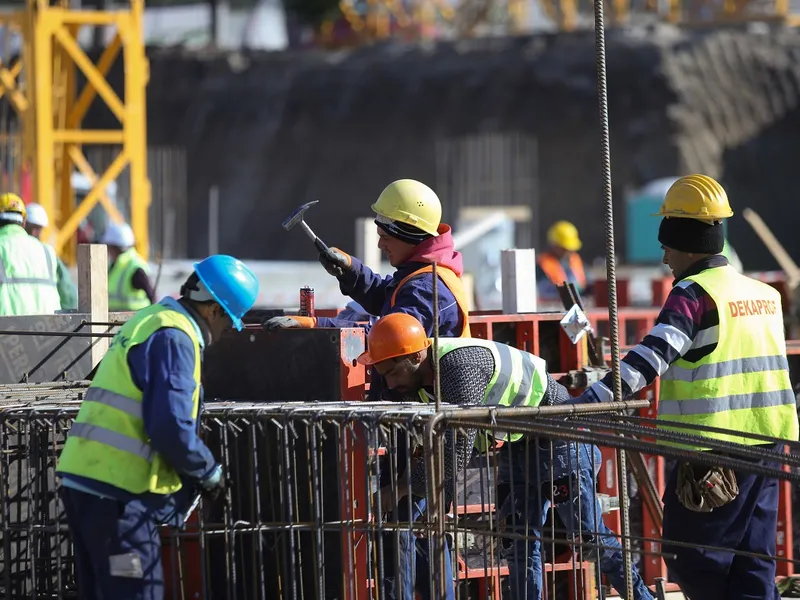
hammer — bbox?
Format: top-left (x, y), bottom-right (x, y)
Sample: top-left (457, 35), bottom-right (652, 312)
top-left (282, 200), bottom-right (329, 253)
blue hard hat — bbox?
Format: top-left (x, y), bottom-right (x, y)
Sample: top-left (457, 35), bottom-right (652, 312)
top-left (193, 255), bottom-right (259, 331)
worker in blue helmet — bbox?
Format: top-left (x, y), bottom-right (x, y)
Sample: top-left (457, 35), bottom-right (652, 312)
top-left (57, 255), bottom-right (259, 600)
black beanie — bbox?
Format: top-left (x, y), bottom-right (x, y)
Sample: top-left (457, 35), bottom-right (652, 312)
top-left (374, 214), bottom-right (434, 245)
top-left (658, 217), bottom-right (724, 254)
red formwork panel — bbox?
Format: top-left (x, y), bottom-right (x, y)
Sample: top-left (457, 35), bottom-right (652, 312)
top-left (593, 279), bottom-right (631, 308)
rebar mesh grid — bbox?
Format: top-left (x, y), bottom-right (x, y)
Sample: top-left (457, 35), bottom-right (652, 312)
top-left (0, 393), bottom-right (798, 600)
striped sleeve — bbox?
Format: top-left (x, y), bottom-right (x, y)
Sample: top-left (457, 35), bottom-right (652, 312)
top-left (588, 280), bottom-right (719, 402)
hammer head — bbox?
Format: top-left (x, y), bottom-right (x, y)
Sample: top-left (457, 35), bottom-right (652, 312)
top-left (282, 200), bottom-right (319, 231)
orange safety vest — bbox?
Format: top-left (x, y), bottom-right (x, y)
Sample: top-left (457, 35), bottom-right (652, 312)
top-left (538, 252), bottom-right (587, 290)
top-left (390, 265), bottom-right (471, 337)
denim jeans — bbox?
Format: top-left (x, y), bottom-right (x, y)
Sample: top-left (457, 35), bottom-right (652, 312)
top-left (381, 496), bottom-right (455, 600)
top-left (497, 440), bottom-right (653, 600)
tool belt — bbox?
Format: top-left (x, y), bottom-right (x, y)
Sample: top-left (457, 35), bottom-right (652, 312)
top-left (676, 462), bottom-right (739, 513)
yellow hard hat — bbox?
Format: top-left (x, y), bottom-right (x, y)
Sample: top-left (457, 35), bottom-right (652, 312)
top-left (654, 174), bottom-right (733, 221)
top-left (371, 179), bottom-right (442, 237)
top-left (0, 193), bottom-right (26, 224)
top-left (547, 220), bottom-right (582, 252)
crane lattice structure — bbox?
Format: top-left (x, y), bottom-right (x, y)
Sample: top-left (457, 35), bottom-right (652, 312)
top-left (0, 0), bottom-right (149, 265)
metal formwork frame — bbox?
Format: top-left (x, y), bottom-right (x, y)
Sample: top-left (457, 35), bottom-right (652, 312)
top-left (0, 0), bottom-right (150, 265)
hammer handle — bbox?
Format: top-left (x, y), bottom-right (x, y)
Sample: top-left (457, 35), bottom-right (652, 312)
top-left (314, 237), bottom-right (329, 253)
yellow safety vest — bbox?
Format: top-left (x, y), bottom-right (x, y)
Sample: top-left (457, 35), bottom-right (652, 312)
top-left (417, 337), bottom-right (549, 443)
top-left (0, 224), bottom-right (61, 315)
top-left (659, 265), bottom-right (799, 447)
top-left (108, 248), bottom-right (152, 312)
top-left (57, 303), bottom-right (202, 495)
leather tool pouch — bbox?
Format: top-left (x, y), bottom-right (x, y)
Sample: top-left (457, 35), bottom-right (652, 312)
top-left (676, 463), bottom-right (739, 513)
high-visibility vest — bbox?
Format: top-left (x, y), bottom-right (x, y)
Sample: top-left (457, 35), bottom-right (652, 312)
top-left (0, 224), bottom-right (61, 316)
top-left (57, 303), bottom-right (202, 495)
top-left (390, 265), bottom-right (471, 337)
top-left (538, 252), bottom-right (587, 290)
top-left (659, 265), bottom-right (799, 447)
top-left (108, 248), bottom-right (152, 312)
top-left (417, 337), bottom-right (549, 442)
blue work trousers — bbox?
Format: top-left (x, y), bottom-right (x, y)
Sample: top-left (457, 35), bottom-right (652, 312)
top-left (60, 487), bottom-right (165, 600)
top-left (382, 496), bottom-right (455, 600)
top-left (497, 440), bottom-right (653, 600)
top-left (661, 451), bottom-right (782, 600)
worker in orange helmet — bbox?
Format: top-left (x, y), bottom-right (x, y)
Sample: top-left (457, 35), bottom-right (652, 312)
top-left (359, 312), bottom-right (653, 600)
top-left (536, 220), bottom-right (588, 302)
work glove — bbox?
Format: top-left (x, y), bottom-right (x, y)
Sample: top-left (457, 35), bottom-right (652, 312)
top-left (262, 316), bottom-right (317, 330)
top-left (318, 247), bottom-right (352, 278)
top-left (199, 464), bottom-right (226, 502)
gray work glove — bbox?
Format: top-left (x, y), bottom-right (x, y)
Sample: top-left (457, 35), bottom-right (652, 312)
top-left (199, 464), bottom-right (225, 502)
top-left (318, 247), bottom-right (352, 278)
top-left (262, 316), bottom-right (316, 330)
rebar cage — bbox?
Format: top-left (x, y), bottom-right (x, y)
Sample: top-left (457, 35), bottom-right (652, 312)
top-left (1, 390), bottom-right (799, 600)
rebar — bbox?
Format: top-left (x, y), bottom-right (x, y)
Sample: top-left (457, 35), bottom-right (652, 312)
top-left (591, 0), bottom-right (633, 587)
top-left (2, 390), bottom-right (799, 599)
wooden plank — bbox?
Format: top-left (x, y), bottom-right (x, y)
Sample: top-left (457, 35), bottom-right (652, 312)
top-left (77, 244), bottom-right (108, 369)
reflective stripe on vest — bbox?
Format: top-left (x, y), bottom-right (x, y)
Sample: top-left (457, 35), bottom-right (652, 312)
top-left (108, 248), bottom-right (151, 311)
top-left (538, 252), bottom-right (587, 289)
top-left (434, 337), bottom-right (549, 443)
top-left (56, 303), bottom-right (201, 495)
top-left (658, 265), bottom-right (799, 448)
top-left (390, 265), bottom-right (471, 337)
top-left (484, 340), bottom-right (538, 407)
top-left (0, 225), bottom-right (61, 315)
top-left (68, 422), bottom-right (154, 462)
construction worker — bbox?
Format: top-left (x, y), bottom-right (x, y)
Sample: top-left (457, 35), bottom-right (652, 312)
top-left (264, 180), bottom-right (470, 599)
top-left (56, 254), bottom-right (260, 600)
top-left (24, 202), bottom-right (78, 310)
top-left (359, 313), bottom-right (653, 600)
top-left (0, 193), bottom-right (61, 315)
top-left (537, 220), bottom-right (587, 302)
top-left (572, 174), bottom-right (799, 600)
top-left (265, 179), bottom-right (471, 399)
top-left (101, 222), bottom-right (156, 311)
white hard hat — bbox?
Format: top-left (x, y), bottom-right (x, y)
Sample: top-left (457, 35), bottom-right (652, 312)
top-left (100, 222), bottom-right (135, 248)
top-left (25, 203), bottom-right (49, 228)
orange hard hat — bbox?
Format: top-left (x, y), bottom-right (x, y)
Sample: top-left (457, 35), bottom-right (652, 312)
top-left (357, 312), bottom-right (431, 366)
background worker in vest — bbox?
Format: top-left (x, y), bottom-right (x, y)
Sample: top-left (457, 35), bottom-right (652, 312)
top-left (24, 202), bottom-right (78, 311)
top-left (571, 174), bottom-right (799, 600)
top-left (359, 313), bottom-right (653, 600)
top-left (56, 254), bottom-right (260, 600)
top-left (0, 193), bottom-right (61, 316)
top-left (536, 220), bottom-right (588, 303)
top-left (265, 179), bottom-right (471, 401)
top-left (101, 221), bottom-right (156, 312)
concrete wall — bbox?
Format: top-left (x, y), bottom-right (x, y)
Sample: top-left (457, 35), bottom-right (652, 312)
top-left (88, 24), bottom-right (800, 271)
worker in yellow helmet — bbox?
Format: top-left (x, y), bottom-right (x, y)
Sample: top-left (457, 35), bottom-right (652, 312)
top-left (0, 193), bottom-right (61, 315)
top-left (24, 202), bottom-right (78, 310)
top-left (266, 179), bottom-right (471, 395)
top-left (265, 179), bottom-right (468, 600)
top-left (537, 220), bottom-right (588, 302)
top-left (101, 222), bottom-right (155, 312)
top-left (570, 174), bottom-right (798, 600)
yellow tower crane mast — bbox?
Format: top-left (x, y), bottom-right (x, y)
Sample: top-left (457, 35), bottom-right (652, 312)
top-left (0, 0), bottom-right (150, 265)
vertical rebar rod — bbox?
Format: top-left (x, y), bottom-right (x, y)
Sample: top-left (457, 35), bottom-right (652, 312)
top-left (432, 261), bottom-right (441, 412)
top-left (592, 0), bottom-right (634, 597)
